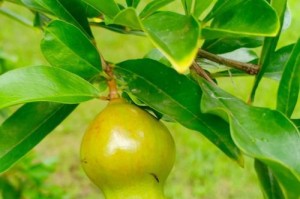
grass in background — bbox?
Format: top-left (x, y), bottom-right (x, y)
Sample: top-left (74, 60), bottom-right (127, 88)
top-left (1, 0), bottom-right (300, 198)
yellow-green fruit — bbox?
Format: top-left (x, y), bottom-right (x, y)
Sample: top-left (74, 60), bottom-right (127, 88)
top-left (80, 99), bottom-right (175, 199)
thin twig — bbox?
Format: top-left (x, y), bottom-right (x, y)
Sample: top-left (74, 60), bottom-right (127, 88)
top-left (100, 55), bottom-right (120, 100)
top-left (191, 61), bottom-right (217, 85)
top-left (198, 49), bottom-right (259, 75)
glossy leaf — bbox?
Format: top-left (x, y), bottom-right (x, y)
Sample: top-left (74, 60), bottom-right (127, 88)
top-left (199, 79), bottom-right (300, 198)
top-left (277, 39), bottom-right (300, 117)
top-left (0, 102), bottom-right (76, 173)
top-left (201, 0), bottom-right (279, 39)
top-left (249, 0), bottom-right (287, 102)
top-left (41, 20), bottom-right (101, 80)
top-left (0, 66), bottom-right (99, 109)
top-left (22, 0), bottom-right (93, 37)
top-left (112, 8), bottom-right (142, 30)
top-left (255, 159), bottom-right (285, 199)
top-left (143, 12), bottom-right (200, 73)
top-left (202, 37), bottom-right (263, 54)
top-left (114, 59), bottom-right (243, 164)
top-left (139, 0), bottom-right (174, 19)
top-left (82, 0), bottom-right (120, 19)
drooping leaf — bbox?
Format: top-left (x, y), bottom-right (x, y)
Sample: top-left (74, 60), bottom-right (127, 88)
top-left (0, 102), bottom-right (76, 173)
top-left (0, 66), bottom-right (99, 109)
top-left (112, 7), bottom-right (142, 30)
top-left (202, 37), bottom-right (263, 54)
top-left (22, 0), bottom-right (93, 37)
top-left (249, 0), bottom-right (287, 102)
top-left (277, 39), bottom-right (300, 117)
top-left (82, 0), bottom-right (120, 19)
top-left (142, 12), bottom-right (200, 73)
top-left (139, 0), bottom-right (174, 19)
top-left (199, 79), bottom-right (300, 198)
top-left (255, 159), bottom-right (285, 199)
top-left (201, 0), bottom-right (279, 39)
top-left (41, 20), bottom-right (101, 80)
top-left (114, 58), bottom-right (243, 165)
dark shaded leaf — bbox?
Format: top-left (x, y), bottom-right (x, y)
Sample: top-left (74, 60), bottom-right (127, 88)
top-left (202, 37), bottom-right (263, 54)
top-left (22, 0), bottom-right (93, 37)
top-left (277, 39), bottom-right (300, 117)
top-left (255, 159), bottom-right (285, 199)
top-left (0, 103), bottom-right (76, 172)
top-left (114, 58), bottom-right (243, 164)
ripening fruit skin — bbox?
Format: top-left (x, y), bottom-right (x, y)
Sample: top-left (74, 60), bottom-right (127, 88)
top-left (80, 98), bottom-right (175, 199)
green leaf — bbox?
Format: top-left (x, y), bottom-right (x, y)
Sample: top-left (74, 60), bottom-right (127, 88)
top-left (142, 12), bottom-right (200, 73)
top-left (264, 43), bottom-right (294, 81)
top-left (201, 0), bottom-right (279, 39)
top-left (0, 177), bottom-right (21, 198)
top-left (277, 39), bottom-right (300, 117)
top-left (255, 159), bottom-right (285, 199)
top-left (139, 0), bottom-right (174, 19)
top-left (0, 102), bottom-right (76, 173)
top-left (199, 79), bottom-right (300, 198)
top-left (181, 0), bottom-right (192, 15)
top-left (112, 7), bottom-right (142, 30)
top-left (114, 58), bottom-right (243, 165)
top-left (22, 0), bottom-right (93, 37)
top-left (193, 0), bottom-right (213, 18)
top-left (41, 20), bottom-right (101, 80)
top-left (249, 0), bottom-right (287, 102)
top-left (125, 0), bottom-right (140, 8)
top-left (21, 0), bottom-right (49, 13)
top-left (82, 0), bottom-right (120, 19)
top-left (212, 44), bottom-right (294, 80)
top-left (0, 66), bottom-right (99, 109)
top-left (202, 37), bottom-right (263, 54)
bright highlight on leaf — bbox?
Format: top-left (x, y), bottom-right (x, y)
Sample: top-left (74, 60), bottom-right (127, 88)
top-left (0, 66), bottom-right (100, 109)
top-left (142, 12), bottom-right (200, 73)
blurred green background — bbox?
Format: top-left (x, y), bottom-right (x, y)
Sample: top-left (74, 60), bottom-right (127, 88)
top-left (0, 1), bottom-right (299, 198)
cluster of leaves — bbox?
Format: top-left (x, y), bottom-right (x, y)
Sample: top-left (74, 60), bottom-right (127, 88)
top-left (0, 0), bottom-right (300, 198)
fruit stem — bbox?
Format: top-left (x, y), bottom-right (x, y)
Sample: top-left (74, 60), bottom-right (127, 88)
top-left (101, 55), bottom-right (120, 100)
